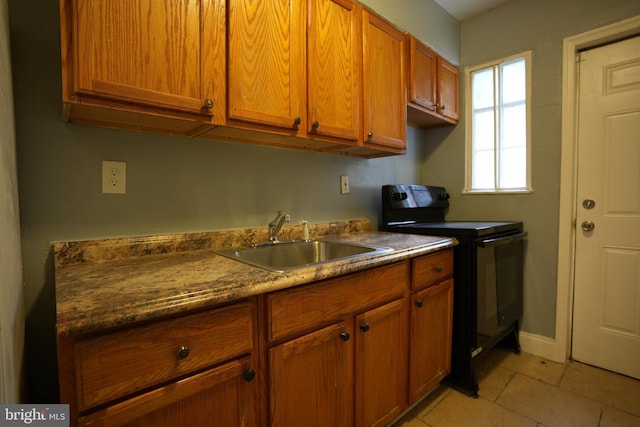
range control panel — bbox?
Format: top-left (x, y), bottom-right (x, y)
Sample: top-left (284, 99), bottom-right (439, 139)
top-left (381, 184), bottom-right (451, 227)
top-left (382, 184), bottom-right (449, 209)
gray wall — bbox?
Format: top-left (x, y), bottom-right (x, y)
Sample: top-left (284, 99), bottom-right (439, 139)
top-left (8, 0), bottom-right (458, 402)
top-left (422, 0), bottom-right (640, 338)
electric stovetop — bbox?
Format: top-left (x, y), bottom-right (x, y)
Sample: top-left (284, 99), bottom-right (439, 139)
top-left (381, 184), bottom-right (522, 238)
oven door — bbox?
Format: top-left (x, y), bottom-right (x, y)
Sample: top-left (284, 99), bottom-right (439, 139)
top-left (475, 231), bottom-right (527, 348)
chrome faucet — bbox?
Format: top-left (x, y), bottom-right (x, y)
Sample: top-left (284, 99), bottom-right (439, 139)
top-left (268, 211), bottom-right (290, 242)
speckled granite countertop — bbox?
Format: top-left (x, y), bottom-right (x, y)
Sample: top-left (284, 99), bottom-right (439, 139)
top-left (54, 219), bottom-right (457, 338)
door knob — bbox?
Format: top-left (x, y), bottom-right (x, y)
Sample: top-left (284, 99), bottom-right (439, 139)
top-left (581, 221), bottom-right (595, 232)
top-left (582, 199), bottom-right (596, 209)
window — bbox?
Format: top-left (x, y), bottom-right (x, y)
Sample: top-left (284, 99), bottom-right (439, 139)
top-left (465, 51), bottom-right (532, 193)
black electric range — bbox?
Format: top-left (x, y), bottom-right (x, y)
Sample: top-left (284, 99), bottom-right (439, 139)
top-left (381, 184), bottom-right (527, 397)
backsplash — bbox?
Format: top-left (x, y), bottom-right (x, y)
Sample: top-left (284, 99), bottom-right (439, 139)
top-left (53, 218), bottom-right (372, 268)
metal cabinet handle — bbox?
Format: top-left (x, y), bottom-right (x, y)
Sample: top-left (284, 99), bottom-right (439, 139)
top-left (312, 121), bottom-right (320, 130)
top-left (176, 345), bottom-right (190, 360)
top-left (415, 299), bottom-right (424, 308)
top-left (242, 368), bottom-right (256, 382)
top-left (293, 117), bottom-right (301, 128)
top-left (360, 323), bottom-right (370, 333)
top-left (581, 221), bottom-right (595, 232)
top-left (339, 331), bottom-right (350, 342)
top-left (204, 99), bottom-right (214, 109)
top-left (435, 265), bottom-right (442, 273)
top-left (367, 131), bottom-right (373, 139)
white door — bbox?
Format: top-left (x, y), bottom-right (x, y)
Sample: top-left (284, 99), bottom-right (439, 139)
top-left (572, 35), bottom-right (640, 379)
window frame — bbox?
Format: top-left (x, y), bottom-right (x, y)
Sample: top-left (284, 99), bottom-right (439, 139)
top-left (463, 50), bottom-right (533, 194)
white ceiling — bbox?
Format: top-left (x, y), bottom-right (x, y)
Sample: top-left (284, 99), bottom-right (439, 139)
top-left (433, 0), bottom-right (513, 20)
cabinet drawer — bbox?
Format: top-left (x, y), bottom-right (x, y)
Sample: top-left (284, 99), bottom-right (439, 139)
top-left (267, 261), bottom-right (409, 342)
top-left (411, 249), bottom-right (453, 291)
top-left (75, 301), bottom-right (253, 411)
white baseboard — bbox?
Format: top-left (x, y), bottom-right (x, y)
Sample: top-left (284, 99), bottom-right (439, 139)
top-left (519, 331), bottom-right (567, 364)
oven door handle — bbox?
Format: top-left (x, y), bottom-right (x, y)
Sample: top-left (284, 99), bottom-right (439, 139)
top-left (478, 231), bottom-right (528, 248)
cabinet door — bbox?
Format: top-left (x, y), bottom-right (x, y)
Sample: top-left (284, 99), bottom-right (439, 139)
top-left (355, 299), bottom-right (407, 427)
top-left (408, 38), bottom-right (437, 112)
top-left (227, 0), bottom-right (305, 131)
top-left (77, 357), bottom-right (258, 427)
top-left (362, 11), bottom-right (406, 150)
top-left (409, 279), bottom-right (454, 403)
top-left (307, 0), bottom-right (361, 142)
top-left (73, 0), bottom-right (220, 117)
top-left (269, 322), bottom-right (353, 427)
top-left (437, 57), bottom-right (459, 121)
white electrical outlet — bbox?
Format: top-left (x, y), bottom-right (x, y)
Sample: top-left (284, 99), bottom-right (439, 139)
top-left (102, 161), bottom-right (126, 194)
top-left (340, 175), bottom-right (350, 194)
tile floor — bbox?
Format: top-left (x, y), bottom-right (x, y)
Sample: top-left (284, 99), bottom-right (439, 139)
top-left (393, 348), bottom-right (640, 427)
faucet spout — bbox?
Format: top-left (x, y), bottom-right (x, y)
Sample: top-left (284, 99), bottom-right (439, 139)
top-left (268, 211), bottom-right (290, 242)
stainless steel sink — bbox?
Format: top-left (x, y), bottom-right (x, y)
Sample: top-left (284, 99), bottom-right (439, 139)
top-left (215, 240), bottom-right (393, 272)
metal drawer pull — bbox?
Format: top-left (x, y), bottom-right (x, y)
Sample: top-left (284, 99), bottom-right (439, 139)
top-left (176, 345), bottom-right (190, 360)
top-left (243, 368), bottom-right (256, 382)
top-left (340, 331), bottom-right (351, 342)
top-left (360, 323), bottom-right (370, 333)
top-left (435, 265), bottom-right (442, 272)
top-left (415, 299), bottom-right (424, 308)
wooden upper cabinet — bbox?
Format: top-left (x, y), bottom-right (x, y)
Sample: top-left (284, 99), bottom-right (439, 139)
top-left (437, 56), bottom-right (459, 122)
top-left (407, 36), bottom-right (459, 128)
top-left (408, 38), bottom-right (437, 112)
top-left (67, 0), bottom-right (223, 120)
top-left (307, 0), bottom-right (361, 143)
top-left (362, 10), bottom-right (407, 152)
top-left (227, 0), bottom-right (305, 132)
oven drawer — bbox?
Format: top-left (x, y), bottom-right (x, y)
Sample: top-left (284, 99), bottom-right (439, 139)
top-left (411, 249), bottom-right (453, 291)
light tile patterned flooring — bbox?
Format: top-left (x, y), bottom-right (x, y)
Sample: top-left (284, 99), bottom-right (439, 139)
top-left (394, 348), bottom-right (640, 427)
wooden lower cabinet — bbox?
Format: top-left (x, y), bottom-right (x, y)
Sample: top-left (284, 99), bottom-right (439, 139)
top-left (409, 279), bottom-right (454, 403)
top-left (59, 252), bottom-right (455, 427)
top-left (58, 300), bottom-right (259, 426)
top-left (77, 356), bottom-right (258, 427)
top-left (266, 262), bottom-right (410, 427)
top-left (269, 321), bottom-right (354, 427)
top-left (355, 299), bottom-right (408, 427)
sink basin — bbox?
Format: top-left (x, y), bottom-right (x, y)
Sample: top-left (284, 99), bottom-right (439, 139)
top-left (215, 240), bottom-right (393, 272)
